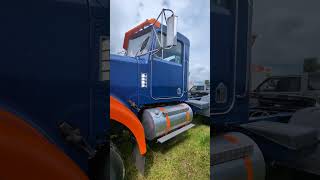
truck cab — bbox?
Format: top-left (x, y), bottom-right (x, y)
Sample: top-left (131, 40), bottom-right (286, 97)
top-left (110, 12), bottom-right (195, 176)
top-left (110, 21), bottom-right (190, 110)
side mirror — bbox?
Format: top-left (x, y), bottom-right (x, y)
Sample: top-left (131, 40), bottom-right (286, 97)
top-left (166, 15), bottom-right (177, 47)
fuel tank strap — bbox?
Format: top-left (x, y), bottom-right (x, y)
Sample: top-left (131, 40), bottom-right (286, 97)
top-left (158, 107), bottom-right (171, 133)
top-left (179, 104), bottom-right (191, 122)
top-left (223, 134), bottom-right (254, 180)
top-left (211, 139), bottom-right (253, 165)
top-left (186, 111), bottom-right (190, 121)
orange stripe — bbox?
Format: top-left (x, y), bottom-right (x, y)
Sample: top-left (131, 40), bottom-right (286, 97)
top-left (186, 111), bottom-right (190, 121)
top-left (165, 116), bottom-right (171, 132)
top-left (223, 134), bottom-right (239, 144)
top-left (178, 104), bottom-right (190, 122)
top-left (223, 134), bottom-right (253, 180)
top-left (158, 107), bottom-right (171, 133)
top-left (244, 157), bottom-right (254, 180)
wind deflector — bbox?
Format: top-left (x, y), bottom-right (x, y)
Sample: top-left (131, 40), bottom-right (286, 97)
top-left (123, 18), bottom-right (160, 50)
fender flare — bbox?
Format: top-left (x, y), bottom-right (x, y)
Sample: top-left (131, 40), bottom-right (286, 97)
top-left (110, 96), bottom-right (146, 155)
top-left (0, 107), bottom-right (88, 180)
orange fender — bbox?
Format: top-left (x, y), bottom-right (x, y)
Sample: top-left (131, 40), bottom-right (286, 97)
top-left (0, 108), bottom-right (88, 180)
top-left (110, 96), bottom-right (146, 155)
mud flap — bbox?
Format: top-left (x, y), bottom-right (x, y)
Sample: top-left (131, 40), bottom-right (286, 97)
top-left (133, 143), bottom-right (146, 175)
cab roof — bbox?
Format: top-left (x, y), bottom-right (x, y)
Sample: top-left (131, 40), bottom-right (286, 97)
top-left (123, 18), bottom-right (160, 50)
top-left (123, 18), bottom-right (190, 50)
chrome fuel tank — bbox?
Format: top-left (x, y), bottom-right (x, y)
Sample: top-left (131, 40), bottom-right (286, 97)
top-left (142, 103), bottom-right (193, 140)
top-left (211, 132), bottom-right (265, 180)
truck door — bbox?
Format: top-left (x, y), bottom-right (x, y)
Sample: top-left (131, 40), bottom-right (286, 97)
top-left (150, 32), bottom-right (185, 99)
top-left (211, 0), bottom-right (238, 114)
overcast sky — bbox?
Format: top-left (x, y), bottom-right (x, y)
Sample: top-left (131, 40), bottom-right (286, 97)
top-left (110, 0), bottom-right (210, 83)
top-left (252, 0), bottom-right (320, 75)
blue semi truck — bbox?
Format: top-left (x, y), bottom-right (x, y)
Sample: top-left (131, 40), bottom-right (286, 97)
top-left (211, 1), bottom-right (320, 180)
top-left (109, 9), bottom-right (208, 179)
top-left (2, 1), bottom-right (320, 180)
top-left (0, 3), bottom-right (204, 179)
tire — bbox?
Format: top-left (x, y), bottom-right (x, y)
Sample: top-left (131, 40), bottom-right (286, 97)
top-left (88, 144), bottom-right (109, 180)
top-left (110, 142), bottom-right (125, 180)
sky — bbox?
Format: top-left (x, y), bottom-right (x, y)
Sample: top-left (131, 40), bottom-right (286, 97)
top-left (110, 0), bottom-right (210, 83)
top-left (252, 0), bottom-right (320, 75)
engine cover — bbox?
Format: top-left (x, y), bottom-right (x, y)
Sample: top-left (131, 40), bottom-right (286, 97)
top-left (142, 103), bottom-right (193, 140)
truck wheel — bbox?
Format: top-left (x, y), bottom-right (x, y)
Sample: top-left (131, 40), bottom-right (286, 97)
top-left (110, 143), bottom-right (125, 180)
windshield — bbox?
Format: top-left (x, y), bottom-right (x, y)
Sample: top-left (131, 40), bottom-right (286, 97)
top-left (258, 77), bottom-right (301, 92)
top-left (127, 31), bottom-right (152, 57)
top-left (191, 86), bottom-right (205, 91)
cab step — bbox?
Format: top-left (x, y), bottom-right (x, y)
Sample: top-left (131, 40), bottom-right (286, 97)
top-left (157, 123), bottom-right (195, 143)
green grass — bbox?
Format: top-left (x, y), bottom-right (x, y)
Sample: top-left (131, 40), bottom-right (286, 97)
top-left (114, 116), bottom-right (210, 180)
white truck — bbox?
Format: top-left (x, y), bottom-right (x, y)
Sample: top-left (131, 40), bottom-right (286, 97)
top-left (189, 82), bottom-right (210, 99)
top-left (251, 72), bottom-right (320, 111)
top-left (254, 72), bottom-right (320, 101)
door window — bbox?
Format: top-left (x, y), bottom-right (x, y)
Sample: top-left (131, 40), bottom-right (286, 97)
top-left (154, 33), bottom-right (183, 64)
